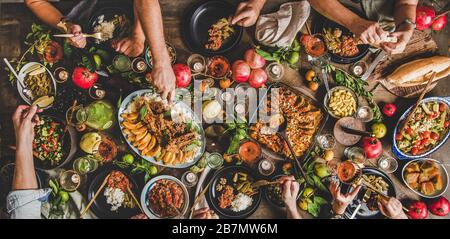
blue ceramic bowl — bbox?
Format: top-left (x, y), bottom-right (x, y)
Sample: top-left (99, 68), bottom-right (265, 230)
top-left (392, 96), bottom-right (450, 160)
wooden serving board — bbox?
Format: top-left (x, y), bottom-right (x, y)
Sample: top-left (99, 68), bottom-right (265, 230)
top-left (369, 30), bottom-right (440, 98)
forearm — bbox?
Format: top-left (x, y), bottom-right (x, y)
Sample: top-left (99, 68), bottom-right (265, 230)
top-left (131, 2), bottom-right (145, 40)
top-left (286, 205), bottom-right (302, 219)
top-left (135, 0), bottom-right (170, 66)
top-left (394, 0), bottom-right (418, 31)
top-left (308, 0), bottom-right (361, 29)
top-left (12, 143), bottom-right (37, 190)
top-left (249, 0), bottom-right (266, 11)
top-left (25, 0), bottom-right (63, 27)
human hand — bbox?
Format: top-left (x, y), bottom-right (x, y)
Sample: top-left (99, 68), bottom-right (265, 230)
top-left (378, 197), bottom-right (408, 219)
top-left (151, 62), bottom-right (176, 104)
top-left (280, 176), bottom-right (300, 210)
top-left (380, 28), bottom-right (413, 55)
top-left (111, 34), bottom-right (145, 57)
top-left (67, 24), bottom-right (87, 48)
top-left (350, 19), bottom-right (388, 45)
top-left (329, 180), bottom-right (361, 215)
top-left (192, 207), bottom-right (217, 219)
top-left (231, 0), bottom-right (265, 27)
top-left (12, 105), bottom-right (42, 147)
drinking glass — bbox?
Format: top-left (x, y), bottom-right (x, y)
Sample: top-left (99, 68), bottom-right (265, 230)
top-left (112, 54), bottom-right (131, 72)
top-left (59, 170), bottom-right (81, 192)
top-left (206, 153), bottom-right (224, 169)
top-left (377, 155), bottom-right (398, 174)
top-left (315, 134), bottom-right (336, 150)
top-left (344, 147), bottom-right (367, 166)
top-left (73, 155), bottom-right (99, 175)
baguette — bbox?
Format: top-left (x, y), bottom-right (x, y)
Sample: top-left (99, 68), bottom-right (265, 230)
top-left (387, 56), bottom-right (450, 87)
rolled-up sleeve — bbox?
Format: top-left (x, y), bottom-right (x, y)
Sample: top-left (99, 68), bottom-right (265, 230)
top-left (6, 188), bottom-right (51, 219)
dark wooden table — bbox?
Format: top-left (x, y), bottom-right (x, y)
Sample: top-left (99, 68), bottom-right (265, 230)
top-left (0, 0), bottom-right (449, 219)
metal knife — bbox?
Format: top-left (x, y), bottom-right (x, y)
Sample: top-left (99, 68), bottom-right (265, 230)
top-left (361, 50), bottom-right (387, 81)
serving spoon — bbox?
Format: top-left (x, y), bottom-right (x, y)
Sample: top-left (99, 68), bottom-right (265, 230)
top-left (275, 118), bottom-right (308, 180)
top-left (3, 58), bottom-right (33, 99)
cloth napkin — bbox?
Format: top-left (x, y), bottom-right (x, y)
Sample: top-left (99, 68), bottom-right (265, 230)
top-left (255, 1), bottom-right (310, 48)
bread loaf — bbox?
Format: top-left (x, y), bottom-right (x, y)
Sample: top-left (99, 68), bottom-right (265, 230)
top-left (387, 56), bottom-right (450, 87)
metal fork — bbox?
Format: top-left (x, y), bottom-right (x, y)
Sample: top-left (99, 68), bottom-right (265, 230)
top-left (53, 32), bottom-right (104, 40)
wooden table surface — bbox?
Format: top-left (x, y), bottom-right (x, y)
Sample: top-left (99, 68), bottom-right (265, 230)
top-left (0, 0), bottom-right (449, 219)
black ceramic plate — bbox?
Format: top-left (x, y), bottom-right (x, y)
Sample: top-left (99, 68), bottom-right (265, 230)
top-left (87, 169), bottom-right (139, 219)
top-left (312, 9), bottom-right (369, 64)
top-left (343, 167), bottom-right (396, 219)
top-left (33, 115), bottom-right (76, 171)
top-left (207, 166), bottom-right (261, 219)
top-left (182, 0), bottom-right (243, 56)
top-left (87, 7), bottom-right (132, 45)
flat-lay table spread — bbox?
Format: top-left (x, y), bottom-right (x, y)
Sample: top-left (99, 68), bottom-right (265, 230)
top-left (0, 0), bottom-right (449, 219)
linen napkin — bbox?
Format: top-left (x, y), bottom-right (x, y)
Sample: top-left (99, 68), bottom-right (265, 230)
top-left (255, 1), bottom-right (310, 48)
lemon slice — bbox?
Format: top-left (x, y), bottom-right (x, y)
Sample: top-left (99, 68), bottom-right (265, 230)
top-left (32, 95), bottom-right (54, 108)
top-left (29, 67), bottom-right (46, 76)
top-left (102, 120), bottom-right (113, 130)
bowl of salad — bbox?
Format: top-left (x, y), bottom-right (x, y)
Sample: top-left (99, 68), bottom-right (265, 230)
top-left (392, 97), bottom-right (450, 160)
top-left (33, 115), bottom-right (77, 170)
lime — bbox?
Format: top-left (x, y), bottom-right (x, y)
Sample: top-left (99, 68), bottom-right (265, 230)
top-left (288, 51), bottom-right (300, 65)
top-left (59, 191), bottom-right (69, 202)
top-left (102, 120), bottom-right (113, 130)
top-left (149, 165), bottom-right (158, 175)
top-left (122, 154), bottom-right (135, 164)
top-left (93, 54), bottom-right (102, 69)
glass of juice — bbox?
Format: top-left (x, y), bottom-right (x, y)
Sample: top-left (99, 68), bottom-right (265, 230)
top-left (337, 160), bottom-right (361, 184)
top-left (239, 140), bottom-right (262, 166)
top-left (305, 34), bottom-right (327, 58)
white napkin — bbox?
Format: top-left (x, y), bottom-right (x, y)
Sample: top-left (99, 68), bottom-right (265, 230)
top-left (255, 1), bottom-right (310, 48)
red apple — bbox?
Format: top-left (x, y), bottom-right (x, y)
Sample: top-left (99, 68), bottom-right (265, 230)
top-left (432, 15), bottom-right (448, 31)
top-left (407, 201), bottom-right (428, 219)
top-left (173, 63), bottom-right (191, 88)
top-left (361, 136), bottom-right (382, 159)
top-left (72, 66), bottom-right (98, 89)
top-left (416, 5), bottom-right (436, 30)
top-left (382, 103), bottom-right (397, 117)
top-left (428, 196), bottom-right (450, 217)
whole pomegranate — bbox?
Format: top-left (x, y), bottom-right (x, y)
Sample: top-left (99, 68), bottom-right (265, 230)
top-left (432, 15), bottom-right (448, 31)
top-left (427, 196), bottom-right (450, 217)
top-left (173, 64), bottom-right (191, 88)
top-left (231, 60), bottom-right (251, 83)
top-left (361, 137), bottom-right (382, 159)
top-left (416, 5), bottom-right (436, 30)
top-left (407, 201), bottom-right (428, 219)
top-left (248, 68), bottom-right (267, 88)
top-left (72, 67), bottom-right (98, 89)
top-left (244, 49), bottom-right (266, 69)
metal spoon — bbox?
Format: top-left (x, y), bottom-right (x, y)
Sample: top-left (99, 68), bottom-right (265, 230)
top-left (3, 58), bottom-right (33, 99)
